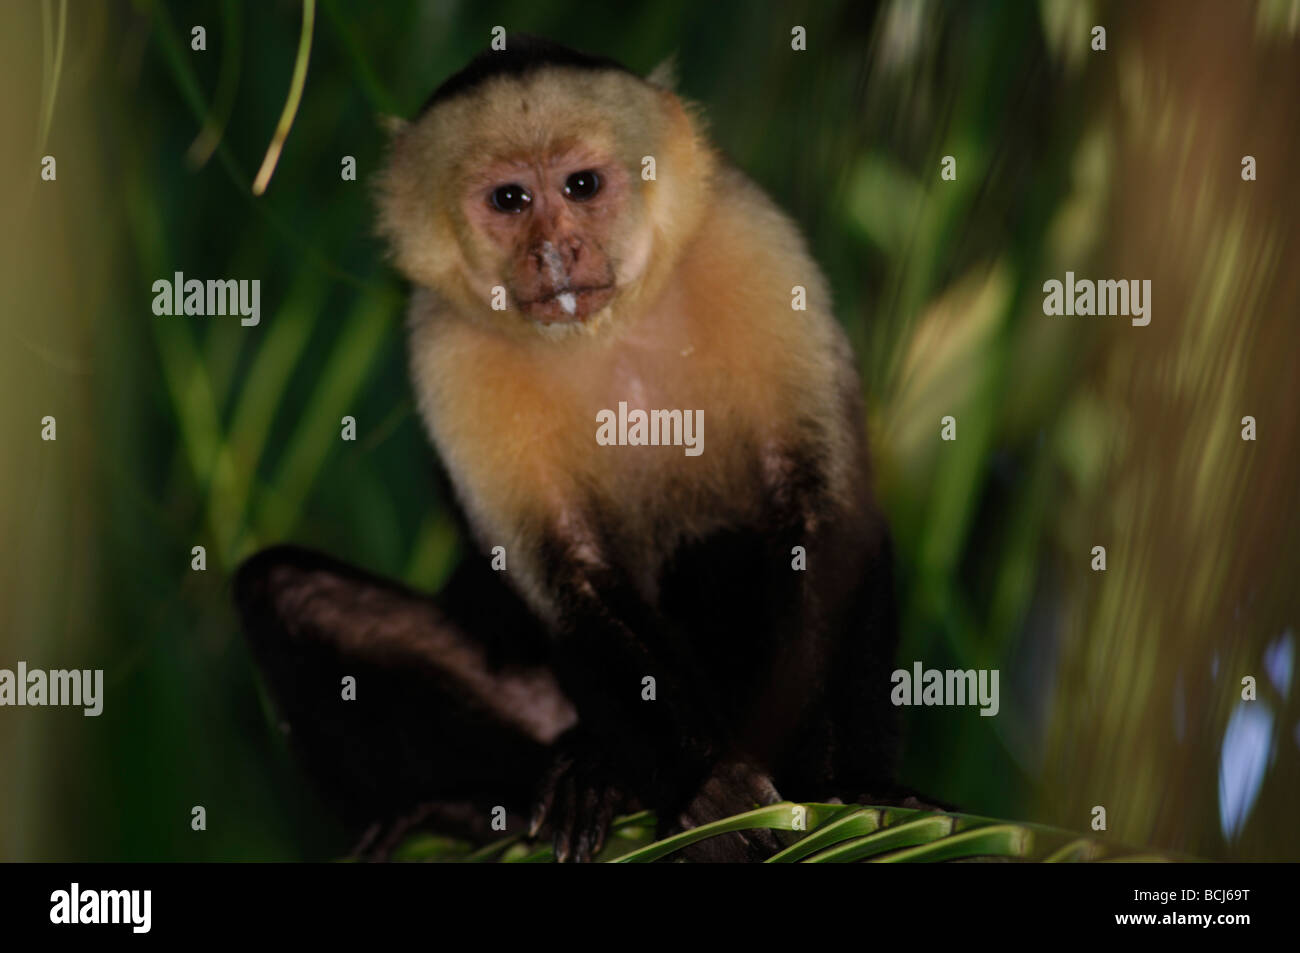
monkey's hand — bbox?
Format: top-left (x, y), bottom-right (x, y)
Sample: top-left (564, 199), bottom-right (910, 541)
top-left (529, 729), bottom-right (636, 863)
top-left (672, 758), bottom-right (784, 862)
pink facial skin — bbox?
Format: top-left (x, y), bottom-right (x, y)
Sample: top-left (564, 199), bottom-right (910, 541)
top-left (461, 146), bottom-right (629, 325)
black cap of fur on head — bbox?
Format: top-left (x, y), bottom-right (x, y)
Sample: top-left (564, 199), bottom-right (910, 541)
top-left (418, 35), bottom-right (636, 116)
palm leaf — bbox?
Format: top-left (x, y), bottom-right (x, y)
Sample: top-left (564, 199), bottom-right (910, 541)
top-left (389, 803), bottom-right (1194, 863)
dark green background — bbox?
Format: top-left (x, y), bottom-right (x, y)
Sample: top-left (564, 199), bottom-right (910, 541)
top-left (2, 0), bottom-right (1297, 861)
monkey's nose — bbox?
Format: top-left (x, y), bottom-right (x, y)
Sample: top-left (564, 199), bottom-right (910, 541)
top-left (532, 238), bottom-right (581, 283)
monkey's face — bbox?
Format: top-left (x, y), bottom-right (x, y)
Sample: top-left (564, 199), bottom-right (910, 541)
top-left (460, 144), bottom-right (628, 325)
top-left (378, 65), bottom-right (712, 337)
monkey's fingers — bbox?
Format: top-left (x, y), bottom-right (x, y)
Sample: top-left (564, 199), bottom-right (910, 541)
top-left (538, 757), bottom-right (622, 862)
top-left (528, 749), bottom-right (575, 839)
top-left (573, 779), bottom-right (617, 863)
top-left (588, 787), bottom-right (619, 859)
top-left (553, 773), bottom-right (580, 863)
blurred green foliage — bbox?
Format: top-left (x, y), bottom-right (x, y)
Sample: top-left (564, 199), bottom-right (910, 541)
top-left (1, 0), bottom-right (1297, 861)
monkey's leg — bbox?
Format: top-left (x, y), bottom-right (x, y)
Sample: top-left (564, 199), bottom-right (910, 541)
top-left (234, 544), bottom-right (577, 857)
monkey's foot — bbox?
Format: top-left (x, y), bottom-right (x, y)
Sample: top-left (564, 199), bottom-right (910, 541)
top-left (671, 759), bottom-right (784, 862)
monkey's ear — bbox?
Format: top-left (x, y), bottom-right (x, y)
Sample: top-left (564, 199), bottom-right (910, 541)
top-left (379, 114), bottom-right (408, 136)
top-left (646, 55), bottom-right (678, 91)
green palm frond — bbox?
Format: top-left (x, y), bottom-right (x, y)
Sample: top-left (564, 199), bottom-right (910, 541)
top-left (389, 803), bottom-right (1193, 863)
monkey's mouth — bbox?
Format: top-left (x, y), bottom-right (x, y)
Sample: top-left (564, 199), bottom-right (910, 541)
top-left (519, 284), bottom-right (616, 324)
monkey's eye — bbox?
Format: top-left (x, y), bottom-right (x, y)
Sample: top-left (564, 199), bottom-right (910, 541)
top-left (489, 184), bottom-right (532, 214)
top-left (563, 170), bottom-right (601, 201)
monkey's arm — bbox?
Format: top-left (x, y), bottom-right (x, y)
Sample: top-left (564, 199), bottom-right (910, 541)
top-left (234, 544), bottom-right (576, 854)
top-left (526, 509), bottom-right (785, 861)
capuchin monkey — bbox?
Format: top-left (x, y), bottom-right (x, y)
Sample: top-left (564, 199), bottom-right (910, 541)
top-left (235, 36), bottom-right (906, 862)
